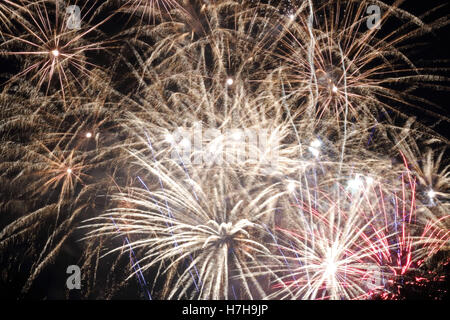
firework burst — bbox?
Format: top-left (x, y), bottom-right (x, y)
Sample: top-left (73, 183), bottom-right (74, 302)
top-left (0, 0), bottom-right (114, 102)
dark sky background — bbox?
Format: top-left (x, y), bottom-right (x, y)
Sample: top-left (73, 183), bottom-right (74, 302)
top-left (391, 0), bottom-right (450, 139)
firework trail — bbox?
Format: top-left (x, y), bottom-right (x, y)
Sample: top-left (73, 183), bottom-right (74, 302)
top-left (0, 0), bottom-right (115, 103)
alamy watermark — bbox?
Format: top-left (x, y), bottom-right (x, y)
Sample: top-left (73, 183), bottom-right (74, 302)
top-left (364, 265), bottom-right (383, 291)
top-left (165, 122), bottom-right (280, 168)
top-left (366, 4), bottom-right (381, 30)
top-left (66, 265), bottom-right (81, 290)
top-left (66, 5), bottom-right (81, 30)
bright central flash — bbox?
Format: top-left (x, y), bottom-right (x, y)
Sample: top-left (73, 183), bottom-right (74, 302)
top-left (86, 132), bottom-right (92, 138)
top-left (324, 249), bottom-right (338, 277)
top-left (231, 131), bottom-right (242, 140)
top-left (331, 84), bottom-right (338, 93)
top-left (51, 49), bottom-right (60, 57)
top-left (325, 260), bottom-right (337, 277)
top-left (287, 181), bottom-right (296, 193)
top-left (226, 78), bottom-right (234, 85)
top-left (180, 138), bottom-right (190, 148)
top-left (308, 139), bottom-right (322, 157)
top-left (66, 168), bottom-right (72, 174)
top-left (348, 176), bottom-right (364, 192)
top-left (428, 189), bottom-right (436, 200)
top-left (310, 139), bottom-right (322, 148)
top-left (165, 133), bottom-right (174, 144)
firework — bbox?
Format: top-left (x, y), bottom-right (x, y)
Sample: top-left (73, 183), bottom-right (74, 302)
top-left (118, 0), bottom-right (187, 25)
top-left (0, 0), bottom-right (114, 102)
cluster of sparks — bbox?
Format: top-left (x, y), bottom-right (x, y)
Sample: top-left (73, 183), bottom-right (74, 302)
top-left (0, 0), bottom-right (449, 300)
